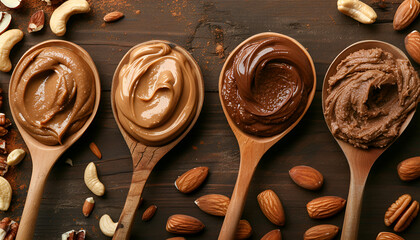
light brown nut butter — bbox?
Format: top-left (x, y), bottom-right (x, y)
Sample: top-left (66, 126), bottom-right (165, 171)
top-left (384, 194), bottom-right (412, 226)
top-left (257, 189), bottom-right (285, 226)
top-left (303, 224), bottom-right (339, 240)
top-left (377, 232), bottom-right (405, 240)
top-left (306, 196), bottom-right (346, 219)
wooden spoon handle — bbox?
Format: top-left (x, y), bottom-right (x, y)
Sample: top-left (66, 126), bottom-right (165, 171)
top-left (16, 167), bottom-right (50, 240)
top-left (113, 169), bottom-right (151, 240)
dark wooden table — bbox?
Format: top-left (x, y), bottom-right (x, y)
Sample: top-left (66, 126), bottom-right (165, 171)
top-left (0, 0), bottom-right (419, 239)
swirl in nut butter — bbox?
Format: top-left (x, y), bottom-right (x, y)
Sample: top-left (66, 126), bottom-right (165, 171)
top-left (115, 42), bottom-right (199, 146)
top-left (221, 37), bottom-right (314, 137)
top-left (10, 46), bottom-right (96, 146)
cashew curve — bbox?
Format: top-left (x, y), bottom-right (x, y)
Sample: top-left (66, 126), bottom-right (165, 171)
top-left (0, 29), bottom-right (23, 73)
top-left (50, 0), bottom-right (90, 36)
top-left (0, 176), bottom-right (12, 211)
top-left (337, 0), bottom-right (377, 24)
top-left (99, 214), bottom-right (117, 237)
top-left (84, 162), bottom-right (105, 196)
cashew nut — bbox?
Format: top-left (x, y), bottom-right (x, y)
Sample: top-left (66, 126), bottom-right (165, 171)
top-left (0, 29), bottom-right (23, 72)
top-left (50, 0), bottom-right (90, 36)
top-left (0, 177), bottom-right (11, 211)
top-left (84, 162), bottom-right (105, 196)
top-left (6, 149), bottom-right (26, 166)
top-left (337, 0), bottom-right (377, 24)
top-left (99, 214), bottom-right (117, 237)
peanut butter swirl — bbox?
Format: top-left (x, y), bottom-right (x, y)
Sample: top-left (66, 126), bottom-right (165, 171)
top-left (10, 46), bottom-right (96, 145)
top-left (115, 42), bottom-right (199, 145)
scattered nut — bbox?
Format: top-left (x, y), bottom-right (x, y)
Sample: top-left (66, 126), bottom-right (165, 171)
top-left (0, 217), bottom-right (11, 239)
top-left (84, 162), bottom-right (105, 196)
top-left (260, 229), bottom-right (281, 240)
top-left (175, 166), bottom-right (208, 193)
top-left (194, 194), bottom-right (230, 216)
top-left (0, 12), bottom-right (11, 35)
top-left (235, 219), bottom-right (252, 239)
top-left (0, 176), bottom-right (11, 211)
top-left (393, 0), bottom-right (420, 31)
top-left (394, 200), bottom-right (419, 232)
top-left (142, 205), bottom-right (157, 221)
top-left (397, 156), bottom-right (420, 181)
top-left (376, 232), bottom-right (405, 240)
top-left (28, 10), bottom-right (44, 33)
top-left (289, 165), bottom-right (323, 190)
top-left (0, 140), bottom-right (6, 154)
top-left (4, 221), bottom-right (17, 240)
top-left (103, 11), bottom-right (124, 22)
top-left (65, 158), bottom-right (73, 166)
top-left (0, 0), bottom-right (21, 9)
top-left (50, 0), bottom-right (90, 36)
top-left (6, 149), bottom-right (26, 166)
top-left (89, 142), bottom-right (102, 159)
top-left (257, 189), bottom-right (285, 226)
top-left (61, 229), bottom-right (85, 240)
top-left (306, 196), bottom-right (346, 219)
top-left (384, 194), bottom-right (412, 226)
top-left (166, 214), bottom-right (204, 234)
top-left (99, 214), bottom-right (117, 237)
top-left (0, 29), bottom-right (23, 72)
top-left (337, 0), bottom-right (377, 24)
top-left (303, 224), bottom-right (339, 240)
top-left (82, 197), bottom-right (94, 217)
top-left (0, 156), bottom-right (8, 176)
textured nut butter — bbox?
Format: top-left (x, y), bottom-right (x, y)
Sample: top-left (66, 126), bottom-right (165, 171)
top-left (324, 48), bottom-right (420, 149)
top-left (10, 46), bottom-right (96, 146)
top-left (221, 37), bottom-right (314, 137)
top-left (115, 42), bottom-right (199, 145)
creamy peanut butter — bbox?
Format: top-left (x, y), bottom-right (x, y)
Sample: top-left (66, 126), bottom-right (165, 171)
top-left (10, 46), bottom-right (96, 145)
top-left (324, 48), bottom-right (420, 149)
top-left (115, 42), bottom-right (200, 146)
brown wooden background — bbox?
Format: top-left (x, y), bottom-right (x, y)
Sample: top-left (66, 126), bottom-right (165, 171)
top-left (0, 0), bottom-right (419, 239)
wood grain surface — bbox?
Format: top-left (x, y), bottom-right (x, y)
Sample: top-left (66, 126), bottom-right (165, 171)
top-left (0, 0), bottom-right (419, 239)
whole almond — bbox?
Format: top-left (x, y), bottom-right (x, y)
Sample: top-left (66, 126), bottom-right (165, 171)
top-left (82, 197), bottom-right (94, 217)
top-left (393, 0), bottom-right (420, 30)
top-left (28, 10), bottom-right (44, 33)
top-left (261, 229), bottom-right (281, 240)
top-left (89, 142), bottom-right (102, 159)
top-left (103, 11), bottom-right (124, 23)
top-left (175, 166), bottom-right (208, 193)
top-left (304, 224), bottom-right (339, 240)
top-left (235, 219), bottom-right (252, 239)
top-left (289, 165), bottom-right (323, 190)
top-left (306, 196), bottom-right (346, 219)
top-left (195, 194), bottom-right (230, 216)
top-left (166, 214), bottom-right (204, 234)
top-left (142, 205), bottom-right (157, 221)
top-left (397, 156), bottom-right (420, 181)
top-left (257, 190), bottom-right (285, 226)
top-left (376, 232), bottom-right (405, 240)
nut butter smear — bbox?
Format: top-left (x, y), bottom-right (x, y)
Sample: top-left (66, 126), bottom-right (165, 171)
top-left (221, 37), bottom-right (314, 136)
top-left (115, 42), bottom-right (199, 145)
top-left (10, 46), bottom-right (96, 145)
top-left (324, 48), bottom-right (420, 149)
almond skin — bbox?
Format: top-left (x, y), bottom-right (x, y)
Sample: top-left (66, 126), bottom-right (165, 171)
top-left (103, 11), bottom-right (124, 23)
top-left (304, 224), bottom-right (339, 240)
top-left (195, 194), bottom-right (230, 216)
top-left (289, 165), bottom-right (323, 190)
top-left (142, 205), bottom-right (157, 221)
top-left (257, 189), bottom-right (285, 226)
top-left (166, 214), bottom-right (204, 234)
top-left (376, 232), bottom-right (405, 240)
top-left (306, 196), bottom-right (346, 219)
top-left (261, 229), bottom-right (281, 240)
top-left (393, 0), bottom-right (420, 30)
top-left (89, 142), bottom-right (102, 159)
top-left (28, 10), bottom-right (44, 33)
top-left (397, 156), bottom-right (420, 181)
top-left (175, 166), bottom-right (209, 193)
top-left (235, 219), bottom-right (252, 239)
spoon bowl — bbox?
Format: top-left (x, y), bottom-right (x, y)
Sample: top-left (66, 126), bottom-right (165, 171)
top-left (322, 40), bottom-right (416, 240)
top-left (9, 40), bottom-right (101, 240)
top-left (217, 32), bottom-right (316, 239)
top-left (110, 40), bottom-right (204, 240)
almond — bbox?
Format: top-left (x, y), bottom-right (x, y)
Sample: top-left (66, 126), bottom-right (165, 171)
top-left (257, 190), bottom-right (285, 226)
top-left (103, 11), bottom-right (124, 23)
top-left (260, 229), bottom-right (281, 240)
top-left (393, 0), bottom-right (420, 30)
top-left (89, 142), bottom-right (102, 159)
top-left (166, 214), bottom-right (204, 234)
top-left (82, 197), bottom-right (94, 217)
top-left (142, 205), bottom-right (157, 221)
top-left (195, 194), bottom-right (230, 216)
top-left (304, 224), bottom-right (339, 240)
top-left (289, 165), bottom-right (323, 190)
top-left (397, 156), bottom-right (420, 181)
top-left (376, 232), bottom-right (405, 240)
top-left (235, 219), bottom-right (252, 239)
top-left (175, 166), bottom-right (208, 193)
top-left (306, 196), bottom-right (346, 219)
top-left (28, 10), bottom-right (44, 33)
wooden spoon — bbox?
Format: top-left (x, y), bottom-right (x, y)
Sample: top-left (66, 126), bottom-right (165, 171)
top-left (321, 40), bottom-right (417, 240)
top-left (110, 40), bottom-right (204, 240)
top-left (217, 32), bottom-right (316, 240)
top-left (9, 40), bottom-right (101, 240)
